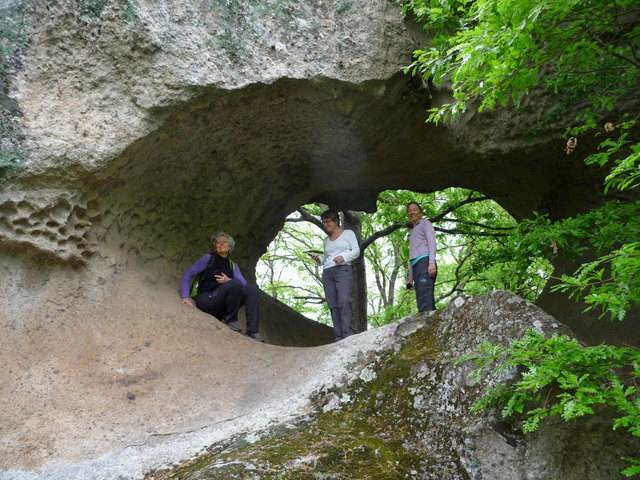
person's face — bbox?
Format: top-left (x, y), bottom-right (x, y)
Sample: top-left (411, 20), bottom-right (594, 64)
top-left (215, 236), bottom-right (232, 255)
top-left (322, 217), bottom-right (338, 234)
top-left (407, 204), bottom-right (423, 224)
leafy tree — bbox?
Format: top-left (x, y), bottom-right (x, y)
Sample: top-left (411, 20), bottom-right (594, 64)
top-left (400, 0), bottom-right (640, 126)
top-left (460, 330), bottom-right (640, 476)
top-left (257, 188), bottom-right (534, 329)
top-left (397, 0), bottom-right (640, 473)
top-left (397, 0), bottom-right (640, 318)
top-left (256, 215), bottom-right (329, 321)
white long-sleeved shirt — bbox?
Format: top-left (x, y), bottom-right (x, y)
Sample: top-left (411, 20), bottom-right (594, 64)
top-left (321, 229), bottom-right (360, 269)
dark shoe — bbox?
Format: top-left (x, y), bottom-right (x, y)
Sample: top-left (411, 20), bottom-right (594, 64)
top-left (247, 332), bottom-right (265, 343)
top-left (225, 320), bottom-right (241, 332)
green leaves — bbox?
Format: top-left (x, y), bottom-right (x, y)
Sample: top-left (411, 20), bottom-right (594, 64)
top-left (399, 1), bottom-right (640, 473)
top-left (462, 330), bottom-right (640, 474)
top-left (400, 0), bottom-right (640, 132)
top-left (552, 242), bottom-right (640, 321)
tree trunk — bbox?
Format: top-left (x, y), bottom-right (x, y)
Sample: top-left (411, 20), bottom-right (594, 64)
top-left (342, 210), bottom-right (368, 334)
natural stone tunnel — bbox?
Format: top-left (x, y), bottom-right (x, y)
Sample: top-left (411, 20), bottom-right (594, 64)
top-left (1, 0), bottom-right (639, 477)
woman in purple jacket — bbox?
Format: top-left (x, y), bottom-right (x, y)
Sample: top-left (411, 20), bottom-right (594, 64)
top-left (181, 232), bottom-right (264, 342)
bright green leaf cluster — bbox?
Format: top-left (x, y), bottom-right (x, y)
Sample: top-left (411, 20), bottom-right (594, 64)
top-left (399, 0), bottom-right (640, 125)
top-left (553, 242), bottom-right (640, 321)
top-left (461, 330), bottom-right (640, 473)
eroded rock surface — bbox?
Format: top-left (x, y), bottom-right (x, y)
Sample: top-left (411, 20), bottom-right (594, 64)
top-left (145, 292), bottom-right (637, 480)
top-left (2, 291), bottom-right (636, 479)
top-left (1, 1), bottom-right (639, 478)
top-left (1, 0), bottom-right (636, 340)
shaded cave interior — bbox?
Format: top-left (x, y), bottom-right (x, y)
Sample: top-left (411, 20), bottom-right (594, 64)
top-left (22, 72), bottom-right (635, 346)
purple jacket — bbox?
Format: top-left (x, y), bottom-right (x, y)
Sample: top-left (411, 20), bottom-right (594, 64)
top-left (181, 254), bottom-right (247, 299)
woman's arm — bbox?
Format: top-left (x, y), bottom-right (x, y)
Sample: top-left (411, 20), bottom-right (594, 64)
top-left (180, 254), bottom-right (210, 299)
top-left (339, 230), bottom-right (360, 264)
top-left (231, 264), bottom-right (248, 287)
top-left (421, 220), bottom-right (437, 263)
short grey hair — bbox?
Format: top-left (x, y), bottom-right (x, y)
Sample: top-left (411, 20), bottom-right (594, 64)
top-left (210, 232), bottom-right (235, 253)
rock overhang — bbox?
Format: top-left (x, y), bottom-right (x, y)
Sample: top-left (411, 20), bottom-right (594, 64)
top-left (3, 71), bottom-right (605, 272)
top-left (1, 0), bottom-right (640, 477)
top-left (2, 0), bottom-right (619, 275)
top-left (2, 0), bottom-right (637, 352)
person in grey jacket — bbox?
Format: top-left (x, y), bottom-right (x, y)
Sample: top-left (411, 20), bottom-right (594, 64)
top-left (406, 202), bottom-right (437, 312)
top-left (309, 210), bottom-right (360, 341)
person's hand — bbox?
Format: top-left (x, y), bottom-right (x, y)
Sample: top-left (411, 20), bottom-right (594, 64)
top-left (182, 297), bottom-right (194, 308)
top-left (309, 253), bottom-right (321, 264)
top-left (215, 273), bottom-right (231, 284)
top-left (333, 255), bottom-right (345, 265)
top-left (428, 264), bottom-right (437, 278)
top-left (406, 280), bottom-right (414, 291)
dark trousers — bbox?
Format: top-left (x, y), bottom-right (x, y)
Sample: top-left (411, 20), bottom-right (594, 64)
top-left (322, 265), bottom-right (354, 341)
top-left (196, 280), bottom-right (260, 334)
top-left (412, 257), bottom-right (437, 312)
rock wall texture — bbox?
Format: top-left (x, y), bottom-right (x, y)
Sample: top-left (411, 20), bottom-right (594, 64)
top-left (0, 0), bottom-right (639, 478)
top-left (147, 292), bottom-right (638, 480)
top-left (3, 291), bottom-right (636, 479)
top-left (0, 0), bottom-right (636, 335)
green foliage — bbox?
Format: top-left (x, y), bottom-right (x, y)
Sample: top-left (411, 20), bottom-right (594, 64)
top-left (623, 458), bottom-right (640, 477)
top-left (257, 210), bottom-right (331, 324)
top-left (461, 330), bottom-right (640, 473)
top-left (398, 0), bottom-right (640, 323)
top-left (367, 298), bottom-right (416, 328)
top-left (553, 242), bottom-right (640, 321)
top-left (398, 0), bottom-right (640, 472)
top-left (469, 200), bottom-right (640, 320)
top-left (257, 189), bottom-right (533, 328)
top-left (578, 119), bottom-right (640, 193)
top-left (399, 0), bottom-right (640, 124)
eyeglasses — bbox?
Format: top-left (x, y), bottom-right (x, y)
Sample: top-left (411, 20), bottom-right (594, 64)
top-left (322, 220), bottom-right (333, 225)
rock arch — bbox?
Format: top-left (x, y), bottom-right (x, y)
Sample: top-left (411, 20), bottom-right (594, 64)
top-left (1, 0), bottom-right (638, 475)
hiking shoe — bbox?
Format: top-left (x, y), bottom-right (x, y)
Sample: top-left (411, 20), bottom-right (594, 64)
top-left (248, 332), bottom-right (265, 343)
top-left (225, 320), bottom-right (241, 332)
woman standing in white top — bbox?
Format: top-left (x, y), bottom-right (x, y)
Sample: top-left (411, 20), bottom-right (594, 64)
top-left (310, 209), bottom-right (360, 341)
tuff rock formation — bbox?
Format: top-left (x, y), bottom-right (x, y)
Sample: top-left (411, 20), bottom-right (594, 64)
top-left (145, 292), bottom-right (638, 480)
top-left (0, 0), bottom-right (636, 341)
top-left (3, 291), bottom-right (637, 479)
top-left (0, 0), bottom-right (638, 478)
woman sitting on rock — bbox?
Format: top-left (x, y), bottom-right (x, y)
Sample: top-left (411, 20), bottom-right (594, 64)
top-left (181, 232), bottom-right (264, 343)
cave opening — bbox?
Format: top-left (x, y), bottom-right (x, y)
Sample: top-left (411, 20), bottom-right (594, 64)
top-left (255, 188), bottom-right (553, 332)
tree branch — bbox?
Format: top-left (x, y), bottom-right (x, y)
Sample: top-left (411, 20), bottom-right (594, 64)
top-left (361, 222), bottom-right (412, 251)
top-left (296, 206), bottom-right (325, 232)
top-left (443, 218), bottom-right (515, 231)
top-left (434, 226), bottom-right (510, 237)
top-left (429, 195), bottom-right (491, 223)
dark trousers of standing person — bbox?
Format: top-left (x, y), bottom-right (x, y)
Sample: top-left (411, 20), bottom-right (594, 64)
top-left (322, 265), bottom-right (354, 341)
top-left (412, 257), bottom-right (437, 312)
